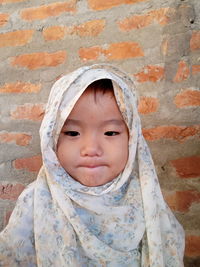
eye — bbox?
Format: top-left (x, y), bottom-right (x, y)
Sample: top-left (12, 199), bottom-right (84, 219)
top-left (104, 131), bottom-right (119, 136)
top-left (64, 131), bottom-right (80, 136)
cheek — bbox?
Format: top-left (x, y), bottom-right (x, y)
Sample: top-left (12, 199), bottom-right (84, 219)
top-left (120, 147), bottom-right (129, 167)
top-left (57, 146), bottom-right (66, 165)
top-left (57, 140), bottom-right (79, 166)
top-left (110, 138), bottom-right (129, 165)
top-left (57, 140), bottom-right (69, 162)
top-left (120, 138), bottom-right (129, 166)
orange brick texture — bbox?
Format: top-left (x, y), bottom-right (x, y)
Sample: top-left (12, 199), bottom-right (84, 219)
top-left (0, 184), bottom-right (25, 201)
top-left (142, 125), bottom-right (200, 142)
top-left (79, 41), bottom-right (144, 61)
top-left (174, 90), bottom-right (200, 108)
top-left (192, 65), bottom-right (200, 75)
top-left (0, 0), bottom-right (200, 265)
top-left (12, 51), bottom-right (67, 70)
top-left (173, 61), bottom-right (190, 83)
top-left (185, 236), bottom-right (200, 257)
top-left (190, 31), bottom-right (200, 51)
top-left (10, 104), bottom-right (45, 121)
top-left (0, 82), bottom-right (41, 93)
top-left (171, 156), bottom-right (200, 179)
top-left (0, 13), bottom-right (9, 27)
top-left (134, 65), bottom-right (164, 83)
top-left (0, 0), bottom-right (26, 3)
top-left (13, 155), bottom-right (42, 172)
top-left (43, 20), bottom-right (106, 40)
top-left (138, 96), bottom-right (159, 114)
top-left (0, 132), bottom-right (32, 146)
top-left (0, 30), bottom-right (34, 48)
top-left (21, 1), bottom-right (76, 21)
top-left (118, 7), bottom-right (174, 30)
top-left (88, 0), bottom-right (147, 11)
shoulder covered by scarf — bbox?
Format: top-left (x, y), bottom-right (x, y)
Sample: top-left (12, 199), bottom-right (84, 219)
top-left (0, 64), bottom-right (185, 267)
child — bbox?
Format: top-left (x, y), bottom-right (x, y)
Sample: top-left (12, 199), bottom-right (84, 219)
top-left (0, 64), bottom-right (185, 266)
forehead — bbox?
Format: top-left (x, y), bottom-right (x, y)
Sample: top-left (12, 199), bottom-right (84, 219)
top-left (66, 88), bottom-right (125, 122)
top-left (84, 86), bottom-right (114, 102)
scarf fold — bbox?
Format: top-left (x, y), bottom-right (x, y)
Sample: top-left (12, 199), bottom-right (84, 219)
top-left (0, 64), bottom-right (184, 267)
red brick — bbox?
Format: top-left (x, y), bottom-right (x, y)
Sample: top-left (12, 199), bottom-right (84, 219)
top-left (0, 29), bottom-right (34, 48)
top-left (43, 26), bottom-right (66, 41)
top-left (0, 132), bottom-right (31, 146)
top-left (79, 41), bottom-right (144, 61)
top-left (118, 13), bottom-right (151, 31)
top-left (0, 0), bottom-right (26, 3)
top-left (0, 183), bottom-right (25, 200)
top-left (190, 31), bottom-right (200, 51)
top-left (104, 42), bottom-right (144, 60)
top-left (185, 235), bottom-right (200, 257)
top-left (43, 20), bottom-right (105, 41)
top-left (68, 19), bottom-right (106, 37)
top-left (11, 103), bottom-right (45, 121)
top-left (142, 125), bottom-right (200, 142)
top-left (11, 51), bottom-right (66, 70)
top-left (88, 0), bottom-right (147, 11)
top-left (0, 82), bottom-right (41, 93)
top-left (164, 190), bottom-right (200, 212)
top-left (118, 8), bottom-right (174, 31)
top-left (138, 97), bottom-right (159, 114)
top-left (173, 61), bottom-right (190, 82)
top-left (134, 65), bottom-right (164, 83)
top-left (13, 155), bottom-right (42, 172)
top-left (79, 46), bottom-right (102, 61)
top-left (150, 7), bottom-right (175, 25)
top-left (21, 1), bottom-right (76, 21)
top-left (174, 90), bottom-right (200, 108)
top-left (171, 155), bottom-right (200, 178)
top-left (0, 13), bottom-right (9, 27)
top-left (192, 65), bottom-right (200, 75)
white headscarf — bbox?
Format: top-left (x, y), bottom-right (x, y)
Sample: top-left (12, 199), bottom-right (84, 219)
top-left (0, 64), bottom-right (184, 267)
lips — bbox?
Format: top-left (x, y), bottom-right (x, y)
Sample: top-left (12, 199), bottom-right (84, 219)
top-left (78, 163), bottom-right (107, 168)
top-left (79, 165), bottom-right (105, 168)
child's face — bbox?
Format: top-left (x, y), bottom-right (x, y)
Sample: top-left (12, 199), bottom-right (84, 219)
top-left (57, 88), bottom-right (129, 187)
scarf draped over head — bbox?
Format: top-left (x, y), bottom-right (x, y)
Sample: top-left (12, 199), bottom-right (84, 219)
top-left (0, 64), bottom-right (185, 267)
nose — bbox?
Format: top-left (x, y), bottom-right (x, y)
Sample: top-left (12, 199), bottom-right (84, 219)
top-left (80, 135), bottom-right (103, 157)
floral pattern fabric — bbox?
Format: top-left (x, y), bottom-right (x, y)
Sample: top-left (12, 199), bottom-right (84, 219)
top-left (0, 64), bottom-right (185, 266)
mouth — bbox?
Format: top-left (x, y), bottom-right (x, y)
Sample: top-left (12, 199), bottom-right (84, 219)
top-left (78, 164), bottom-right (106, 169)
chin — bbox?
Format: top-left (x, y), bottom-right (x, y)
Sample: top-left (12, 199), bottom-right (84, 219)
top-left (78, 176), bottom-right (114, 187)
top-left (78, 179), bottom-right (104, 187)
top-left (69, 169), bottom-right (116, 187)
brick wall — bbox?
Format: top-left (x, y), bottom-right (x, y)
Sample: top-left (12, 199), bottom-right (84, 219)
top-left (0, 0), bottom-right (199, 265)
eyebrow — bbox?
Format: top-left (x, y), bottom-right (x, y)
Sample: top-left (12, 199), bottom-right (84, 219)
top-left (102, 119), bottom-right (125, 126)
top-left (64, 119), bottom-right (82, 126)
top-left (64, 119), bottom-right (125, 126)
